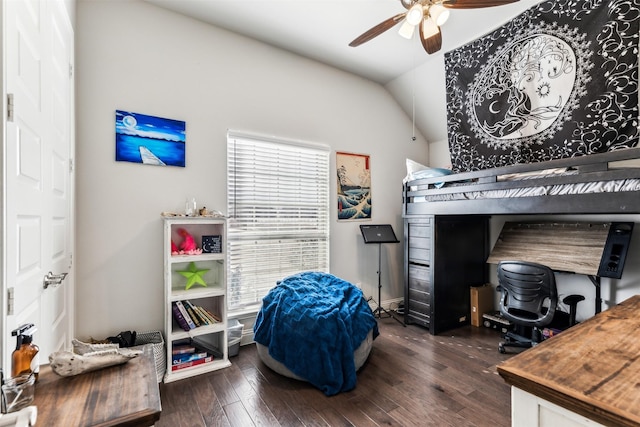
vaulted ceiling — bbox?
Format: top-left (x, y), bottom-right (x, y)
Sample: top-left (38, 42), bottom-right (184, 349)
top-left (145, 0), bottom-right (541, 144)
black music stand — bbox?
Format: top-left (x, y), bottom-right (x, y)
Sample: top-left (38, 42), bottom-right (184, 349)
top-left (360, 224), bottom-right (404, 325)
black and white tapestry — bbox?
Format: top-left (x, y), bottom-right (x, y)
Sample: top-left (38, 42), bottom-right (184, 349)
top-left (445, 0), bottom-right (639, 172)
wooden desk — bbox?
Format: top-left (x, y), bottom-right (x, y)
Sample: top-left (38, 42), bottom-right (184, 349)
top-left (498, 295), bottom-right (640, 427)
top-left (33, 346), bottom-right (161, 426)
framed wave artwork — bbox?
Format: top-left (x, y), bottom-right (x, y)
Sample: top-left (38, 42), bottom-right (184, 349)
top-left (336, 152), bottom-right (371, 221)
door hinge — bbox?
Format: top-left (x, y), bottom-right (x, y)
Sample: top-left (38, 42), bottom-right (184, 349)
top-left (7, 287), bottom-right (14, 316)
top-left (7, 93), bottom-right (14, 122)
top-left (69, 64), bottom-right (73, 78)
top-left (69, 159), bottom-right (74, 173)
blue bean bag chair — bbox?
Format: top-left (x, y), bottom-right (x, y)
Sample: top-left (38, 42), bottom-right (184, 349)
top-left (254, 272), bottom-right (379, 396)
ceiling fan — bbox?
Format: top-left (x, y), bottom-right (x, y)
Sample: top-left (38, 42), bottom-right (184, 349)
top-left (349, 0), bottom-right (520, 55)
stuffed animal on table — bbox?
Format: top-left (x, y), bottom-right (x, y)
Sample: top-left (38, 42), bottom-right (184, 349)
top-left (171, 228), bottom-right (202, 255)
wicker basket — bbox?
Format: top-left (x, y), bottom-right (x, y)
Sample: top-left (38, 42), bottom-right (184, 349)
top-left (134, 331), bottom-right (165, 383)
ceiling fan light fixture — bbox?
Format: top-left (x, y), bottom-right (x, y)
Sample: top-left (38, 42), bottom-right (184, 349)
top-left (350, 0), bottom-right (518, 53)
top-left (421, 17), bottom-right (439, 38)
top-left (429, 4), bottom-right (450, 26)
top-left (398, 20), bottom-right (417, 39)
top-left (406, 3), bottom-right (424, 26)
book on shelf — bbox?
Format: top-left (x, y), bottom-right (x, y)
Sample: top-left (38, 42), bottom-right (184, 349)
top-left (198, 307), bottom-right (217, 325)
top-left (172, 302), bottom-right (193, 331)
top-left (189, 302), bottom-right (217, 325)
top-left (171, 355), bottom-right (214, 371)
top-left (183, 301), bottom-right (202, 327)
top-left (201, 307), bottom-right (221, 323)
top-left (172, 351), bottom-right (209, 364)
top-left (192, 336), bottom-right (224, 359)
top-left (184, 300), bottom-right (208, 326)
top-left (175, 301), bottom-right (196, 329)
top-left (172, 344), bottom-right (196, 355)
top-left (193, 305), bottom-right (211, 325)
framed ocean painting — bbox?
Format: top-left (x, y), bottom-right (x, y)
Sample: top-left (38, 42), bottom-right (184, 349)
top-left (115, 110), bottom-right (186, 167)
top-left (336, 151), bottom-right (371, 221)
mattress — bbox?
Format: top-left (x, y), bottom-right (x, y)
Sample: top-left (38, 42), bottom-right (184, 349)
top-left (412, 178), bottom-right (640, 203)
top-left (406, 164), bottom-right (640, 203)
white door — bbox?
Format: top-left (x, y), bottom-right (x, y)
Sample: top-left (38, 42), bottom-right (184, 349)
top-left (3, 0), bottom-right (74, 373)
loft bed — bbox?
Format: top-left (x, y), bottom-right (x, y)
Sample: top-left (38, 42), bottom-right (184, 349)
top-left (403, 147), bottom-right (640, 217)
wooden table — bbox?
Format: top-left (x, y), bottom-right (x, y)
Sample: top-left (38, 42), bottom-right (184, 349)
top-left (498, 294), bottom-right (640, 427)
top-left (33, 346), bottom-right (161, 426)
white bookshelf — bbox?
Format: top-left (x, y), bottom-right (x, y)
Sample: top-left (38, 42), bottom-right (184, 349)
top-left (162, 216), bottom-right (230, 383)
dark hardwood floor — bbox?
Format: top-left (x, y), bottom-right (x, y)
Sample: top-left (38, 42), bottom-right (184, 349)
top-left (156, 316), bottom-right (515, 427)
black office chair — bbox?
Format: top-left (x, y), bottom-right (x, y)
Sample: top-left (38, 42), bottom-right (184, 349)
top-left (497, 260), bottom-right (584, 354)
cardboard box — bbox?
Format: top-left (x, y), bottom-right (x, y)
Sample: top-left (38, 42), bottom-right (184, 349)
top-left (470, 284), bottom-right (495, 327)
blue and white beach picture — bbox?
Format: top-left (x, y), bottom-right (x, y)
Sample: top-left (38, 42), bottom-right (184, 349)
top-left (115, 110), bottom-right (186, 167)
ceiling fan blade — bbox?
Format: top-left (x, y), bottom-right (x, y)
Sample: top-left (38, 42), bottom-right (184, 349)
top-left (442, 0), bottom-right (519, 8)
top-left (349, 13), bottom-right (407, 47)
top-left (419, 23), bottom-right (442, 54)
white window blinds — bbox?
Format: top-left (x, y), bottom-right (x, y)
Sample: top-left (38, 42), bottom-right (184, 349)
top-left (226, 131), bottom-right (330, 312)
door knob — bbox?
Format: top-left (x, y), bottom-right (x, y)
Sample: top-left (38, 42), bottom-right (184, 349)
top-left (43, 272), bottom-right (68, 289)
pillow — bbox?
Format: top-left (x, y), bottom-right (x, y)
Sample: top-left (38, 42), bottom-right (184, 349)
top-left (404, 159), bottom-right (452, 188)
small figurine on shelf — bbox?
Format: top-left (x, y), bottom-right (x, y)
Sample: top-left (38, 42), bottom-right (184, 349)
top-left (171, 228), bottom-right (203, 255)
top-left (177, 262), bottom-right (210, 290)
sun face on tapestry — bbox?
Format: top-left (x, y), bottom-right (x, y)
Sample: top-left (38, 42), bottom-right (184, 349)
top-left (337, 152), bottom-right (371, 220)
top-left (115, 110), bottom-right (186, 167)
top-left (472, 34), bottom-right (576, 142)
top-left (445, 0), bottom-right (639, 172)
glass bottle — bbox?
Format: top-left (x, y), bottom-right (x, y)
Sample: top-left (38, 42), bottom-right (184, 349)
top-left (185, 198), bottom-right (196, 216)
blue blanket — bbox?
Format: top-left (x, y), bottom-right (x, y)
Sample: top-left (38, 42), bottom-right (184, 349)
top-left (253, 272), bottom-right (379, 396)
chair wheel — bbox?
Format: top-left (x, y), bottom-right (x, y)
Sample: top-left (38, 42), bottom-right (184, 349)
top-left (499, 344), bottom-right (506, 354)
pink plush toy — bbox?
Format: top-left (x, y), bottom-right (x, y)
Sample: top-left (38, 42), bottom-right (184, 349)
top-left (178, 228), bottom-right (196, 251)
top-left (172, 228), bottom-right (202, 255)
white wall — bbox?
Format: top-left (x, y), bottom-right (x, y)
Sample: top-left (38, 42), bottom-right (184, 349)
top-left (75, 0), bottom-right (428, 338)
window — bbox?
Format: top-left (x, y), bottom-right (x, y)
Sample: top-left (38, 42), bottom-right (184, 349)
top-left (226, 131), bottom-right (330, 313)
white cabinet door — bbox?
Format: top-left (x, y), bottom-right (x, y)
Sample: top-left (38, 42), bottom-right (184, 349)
top-left (511, 387), bottom-right (605, 427)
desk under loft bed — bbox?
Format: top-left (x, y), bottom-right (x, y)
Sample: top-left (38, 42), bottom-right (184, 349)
top-left (401, 147), bottom-right (640, 334)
